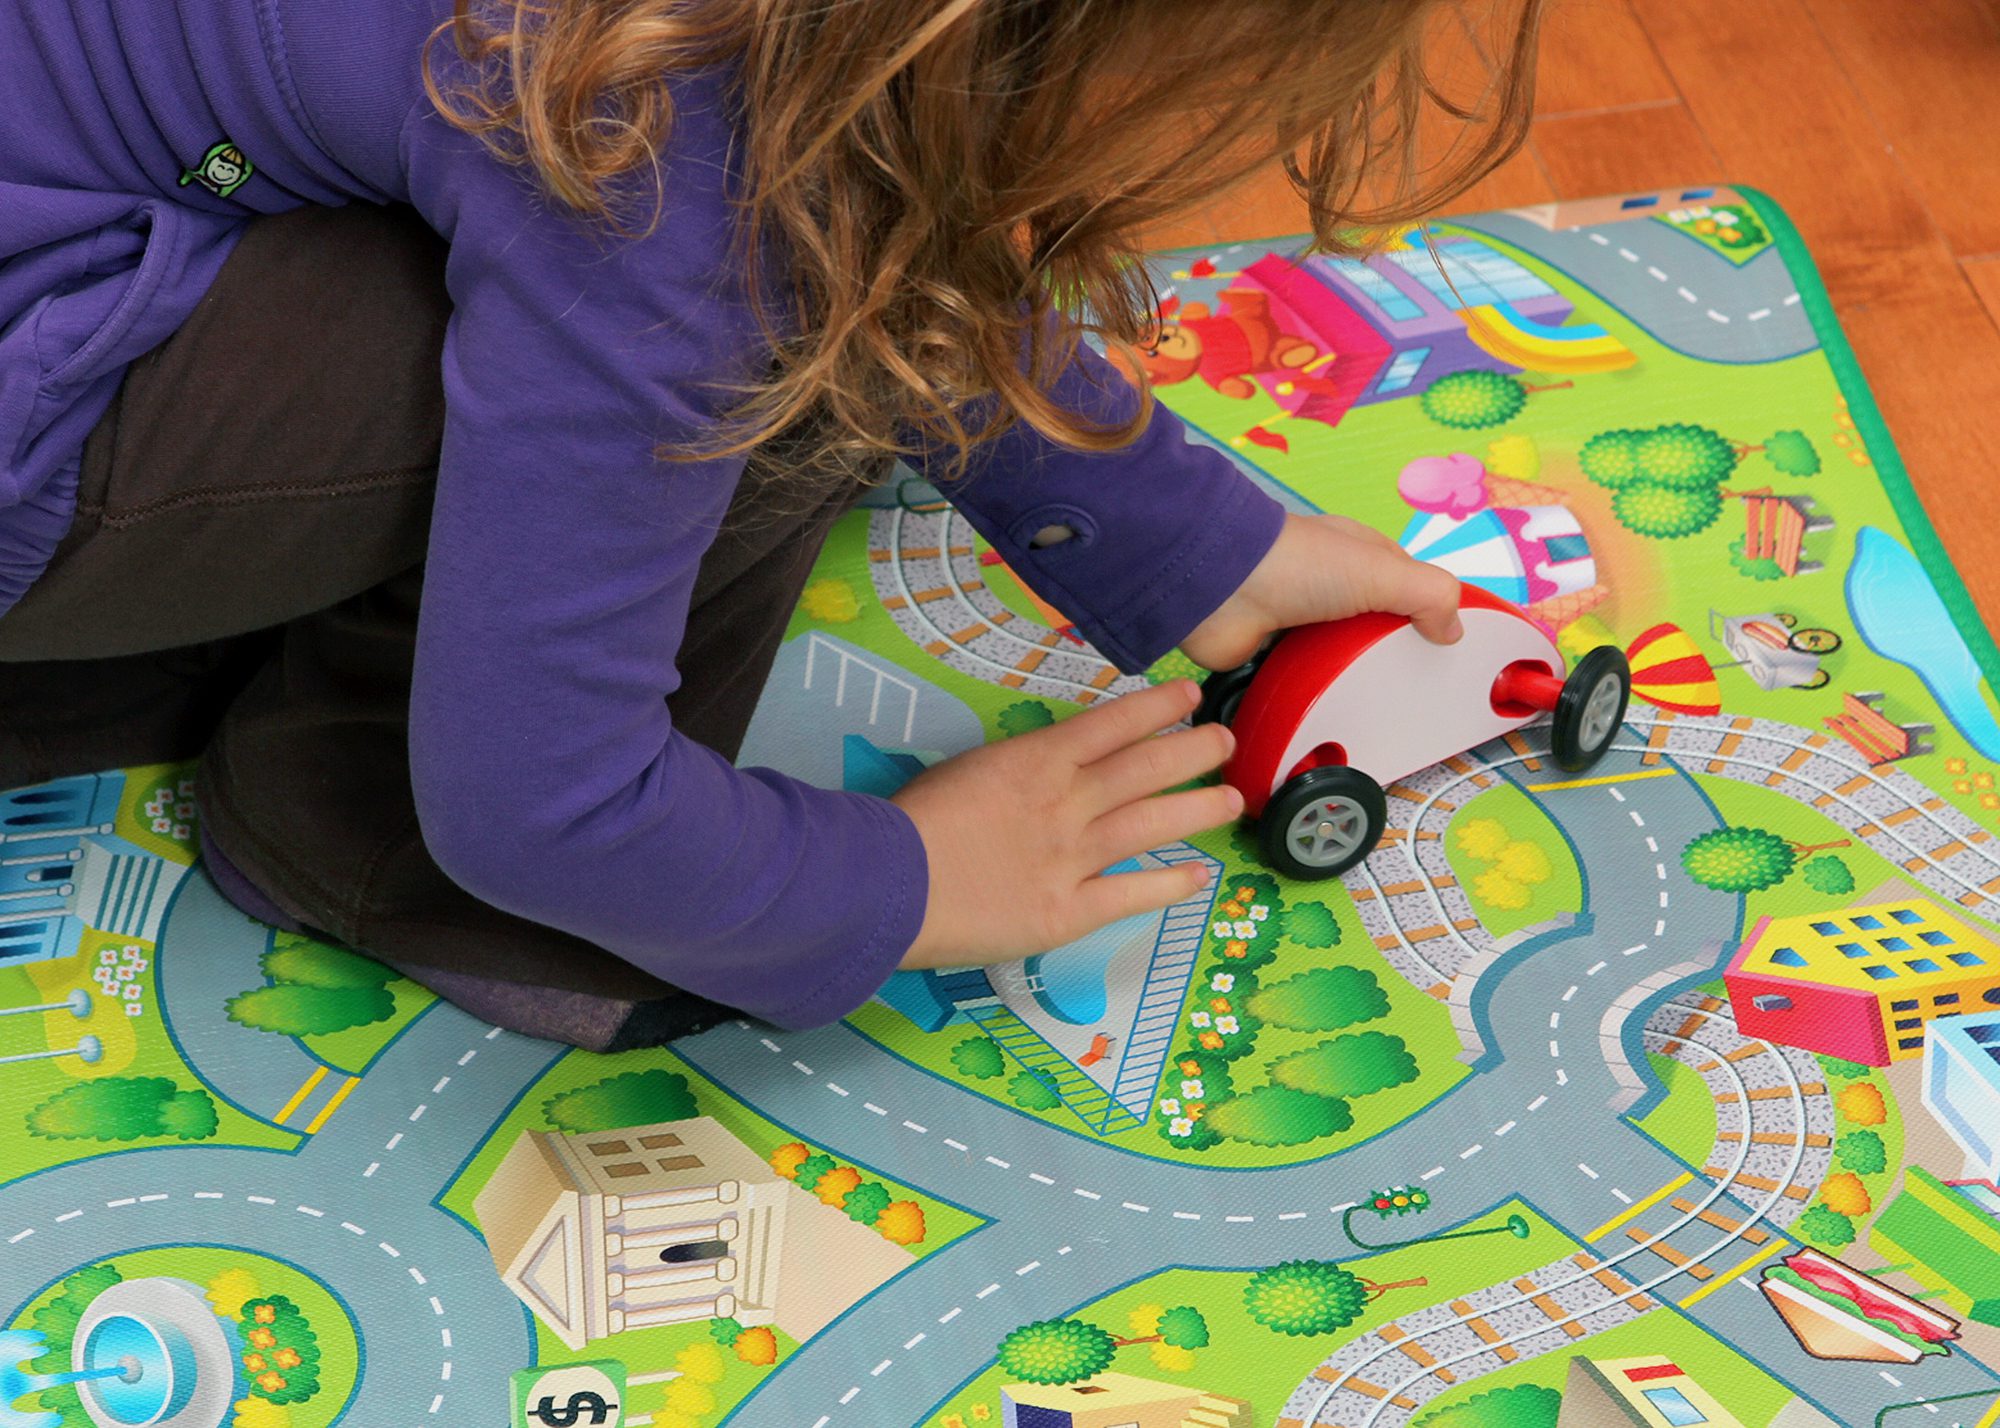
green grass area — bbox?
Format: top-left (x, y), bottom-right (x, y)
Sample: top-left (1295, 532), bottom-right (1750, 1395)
top-left (927, 1201), bottom-right (1563, 1427)
top-left (111, 762), bottom-right (202, 866)
top-left (7, 1244), bottom-right (361, 1428)
top-left (0, 932), bottom-right (300, 1186)
top-left (1409, 1301), bottom-right (1794, 1427)
top-left (850, 821), bottom-right (1469, 1168)
top-left (1443, 783), bottom-right (1584, 940)
top-left (1632, 1052), bottom-right (1720, 1172)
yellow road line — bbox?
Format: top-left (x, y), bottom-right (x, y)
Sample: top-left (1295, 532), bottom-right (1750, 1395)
top-left (1678, 1236), bottom-right (1789, 1307)
top-left (1586, 1172), bottom-right (1694, 1243)
top-left (302, 1076), bottom-right (361, 1135)
top-left (1526, 767), bottom-right (1680, 793)
top-left (272, 1065), bottom-right (328, 1126)
top-left (1976, 1395), bottom-right (2000, 1428)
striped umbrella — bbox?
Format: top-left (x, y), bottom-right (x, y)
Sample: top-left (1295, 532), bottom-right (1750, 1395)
top-left (1625, 622), bottom-right (1722, 715)
top-left (1398, 509), bottom-right (1531, 606)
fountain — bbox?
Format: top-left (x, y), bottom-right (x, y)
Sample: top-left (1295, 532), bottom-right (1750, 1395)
top-left (0, 1280), bottom-right (238, 1428)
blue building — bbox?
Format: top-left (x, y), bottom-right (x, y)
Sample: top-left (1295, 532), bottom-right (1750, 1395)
top-left (1924, 1010), bottom-right (2000, 1180)
top-left (0, 772), bottom-right (183, 967)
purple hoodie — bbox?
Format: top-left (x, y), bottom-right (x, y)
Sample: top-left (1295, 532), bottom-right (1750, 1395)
top-left (0, 1), bottom-right (1285, 1025)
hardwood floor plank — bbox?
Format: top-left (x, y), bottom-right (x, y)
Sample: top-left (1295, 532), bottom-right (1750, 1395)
top-left (1531, 102), bottom-right (1722, 200)
top-left (1626, 0), bottom-right (1940, 309)
top-left (1802, 0), bottom-right (2000, 256)
top-left (1528, 0), bottom-right (1680, 116)
top-left (1961, 257), bottom-right (2000, 332)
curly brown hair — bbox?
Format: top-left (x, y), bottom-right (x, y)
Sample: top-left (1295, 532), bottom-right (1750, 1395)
top-left (428, 1), bottom-right (1544, 484)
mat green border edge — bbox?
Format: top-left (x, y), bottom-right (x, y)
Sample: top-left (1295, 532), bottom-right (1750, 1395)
top-left (1738, 183), bottom-right (2000, 691)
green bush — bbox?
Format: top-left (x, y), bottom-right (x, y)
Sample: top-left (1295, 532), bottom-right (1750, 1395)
top-left (949, 1036), bottom-right (1006, 1080)
top-left (1205, 1086), bottom-right (1353, 1147)
top-left (1794, 1203), bottom-right (1857, 1248)
top-left (1835, 1129), bottom-right (1888, 1176)
top-left (226, 984), bottom-right (395, 1036)
top-left (1245, 966), bottom-right (1388, 1032)
top-left (543, 1069), bottom-right (698, 1133)
top-left (1269, 1031), bottom-right (1418, 1099)
top-left (27, 1078), bottom-right (218, 1143)
top-left (260, 938), bottom-right (397, 990)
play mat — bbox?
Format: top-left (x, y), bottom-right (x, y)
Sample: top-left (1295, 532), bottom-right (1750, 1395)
top-left (6, 186), bottom-right (2000, 1428)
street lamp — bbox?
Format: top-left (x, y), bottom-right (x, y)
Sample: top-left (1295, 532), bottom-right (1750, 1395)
top-left (0, 988), bottom-right (92, 1021)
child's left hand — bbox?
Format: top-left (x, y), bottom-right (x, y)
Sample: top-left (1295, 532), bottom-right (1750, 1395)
top-left (1179, 512), bottom-right (1464, 671)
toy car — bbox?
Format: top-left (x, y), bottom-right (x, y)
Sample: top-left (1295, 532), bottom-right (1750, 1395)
top-left (1196, 583), bottom-right (1632, 880)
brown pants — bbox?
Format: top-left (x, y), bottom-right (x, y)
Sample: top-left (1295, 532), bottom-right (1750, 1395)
top-left (0, 203), bottom-right (868, 1051)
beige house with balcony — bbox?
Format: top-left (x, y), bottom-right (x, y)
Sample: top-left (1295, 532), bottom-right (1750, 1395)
top-left (475, 1115), bottom-right (906, 1350)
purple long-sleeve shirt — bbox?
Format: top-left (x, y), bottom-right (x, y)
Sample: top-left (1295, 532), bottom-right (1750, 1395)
top-left (0, 0), bottom-right (1285, 1026)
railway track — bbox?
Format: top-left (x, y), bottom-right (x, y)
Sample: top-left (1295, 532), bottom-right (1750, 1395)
top-left (1276, 1000), bottom-right (1813, 1428)
top-left (867, 504), bottom-right (1150, 707)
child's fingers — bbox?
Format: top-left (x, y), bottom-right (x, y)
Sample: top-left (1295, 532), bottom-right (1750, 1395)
top-left (1048, 678), bottom-right (1199, 764)
top-left (1082, 721), bottom-right (1233, 808)
top-left (1364, 545), bottom-right (1464, 644)
top-left (1087, 784), bottom-right (1243, 865)
top-left (1072, 862), bottom-right (1215, 932)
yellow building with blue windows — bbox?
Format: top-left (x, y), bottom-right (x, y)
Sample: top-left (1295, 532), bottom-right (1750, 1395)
top-left (1725, 899), bottom-right (2000, 1065)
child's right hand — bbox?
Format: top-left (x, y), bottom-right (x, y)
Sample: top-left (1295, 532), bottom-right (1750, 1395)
top-left (892, 679), bottom-right (1240, 970)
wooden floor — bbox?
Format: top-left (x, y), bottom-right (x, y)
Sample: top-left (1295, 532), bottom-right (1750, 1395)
top-left (1149, 0), bottom-right (2000, 632)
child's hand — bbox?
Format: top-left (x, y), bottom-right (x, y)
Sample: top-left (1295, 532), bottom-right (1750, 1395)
top-left (892, 680), bottom-right (1239, 969)
top-left (1180, 512), bottom-right (1464, 671)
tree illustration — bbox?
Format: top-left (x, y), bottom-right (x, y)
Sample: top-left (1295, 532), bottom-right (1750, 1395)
top-left (1244, 1260), bottom-right (1426, 1336)
top-left (732, 1326), bottom-right (779, 1366)
top-left (1836, 1129), bottom-right (1888, 1175)
top-left (27, 1077), bottom-right (218, 1143)
top-left (1270, 1032), bottom-right (1419, 1099)
top-left (1794, 1203), bottom-right (1857, 1248)
top-left (1205, 1085), bottom-right (1354, 1147)
top-left (995, 1307), bottom-right (1209, 1387)
top-left (1820, 1055), bottom-right (1873, 1079)
top-left (225, 983), bottom-right (395, 1037)
top-left (1680, 827), bottom-right (1796, 893)
top-left (543, 1068), bottom-right (697, 1133)
top-left (997, 700), bottom-right (1057, 738)
top-left (1008, 1068), bottom-right (1062, 1111)
top-left (1285, 901), bottom-right (1341, 949)
top-left (843, 1181), bottom-right (893, 1225)
top-left (1155, 1306), bottom-right (1210, 1350)
top-left (1802, 856), bottom-right (1856, 896)
top-left (1245, 966), bottom-right (1388, 1032)
top-left (950, 1036), bottom-right (1007, 1080)
top-left (1612, 482), bottom-right (1725, 539)
top-left (995, 1319), bottom-right (1119, 1385)
top-left (770, 1142), bottom-right (810, 1178)
top-left (1420, 370), bottom-right (1567, 430)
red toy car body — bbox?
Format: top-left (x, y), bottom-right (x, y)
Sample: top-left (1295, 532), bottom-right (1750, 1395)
top-left (1197, 583), bottom-right (1631, 880)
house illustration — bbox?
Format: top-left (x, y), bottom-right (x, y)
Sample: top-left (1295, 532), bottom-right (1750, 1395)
top-left (999, 1372), bottom-right (1251, 1428)
top-left (474, 1115), bottom-right (909, 1350)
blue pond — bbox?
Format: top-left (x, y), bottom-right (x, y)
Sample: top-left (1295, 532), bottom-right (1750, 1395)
top-left (1026, 858), bottom-right (1146, 1025)
top-left (1846, 525), bottom-right (2000, 758)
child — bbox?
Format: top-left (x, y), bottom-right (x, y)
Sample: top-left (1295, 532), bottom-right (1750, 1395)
top-left (0, 0), bottom-right (1539, 1050)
